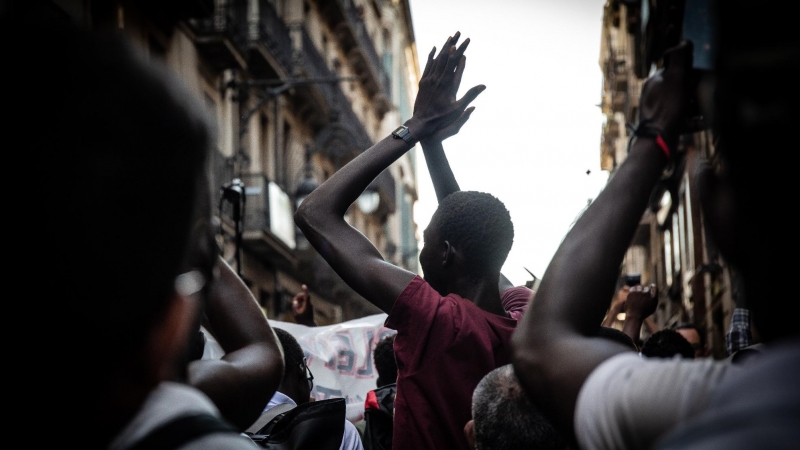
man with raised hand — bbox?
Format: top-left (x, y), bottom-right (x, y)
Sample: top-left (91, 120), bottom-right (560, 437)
top-left (511, 35), bottom-right (800, 449)
top-left (295, 33), bottom-right (525, 450)
top-left (510, 41), bottom-right (722, 450)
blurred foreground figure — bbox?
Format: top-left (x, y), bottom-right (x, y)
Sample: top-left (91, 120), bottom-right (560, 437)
top-left (511, 3), bottom-right (800, 449)
top-left (11, 10), bottom-right (281, 448)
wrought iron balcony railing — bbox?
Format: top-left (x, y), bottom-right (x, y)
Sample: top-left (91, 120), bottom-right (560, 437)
top-left (335, 0), bottom-right (391, 99)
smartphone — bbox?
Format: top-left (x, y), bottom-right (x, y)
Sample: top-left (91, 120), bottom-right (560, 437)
top-left (625, 274), bottom-right (642, 287)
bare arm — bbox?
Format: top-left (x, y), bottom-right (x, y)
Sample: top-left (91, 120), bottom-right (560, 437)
top-left (511, 41), bottom-right (693, 444)
top-left (187, 256), bottom-right (285, 431)
top-left (295, 33), bottom-right (484, 313)
top-left (601, 286), bottom-right (628, 327)
top-left (420, 138), bottom-right (462, 202)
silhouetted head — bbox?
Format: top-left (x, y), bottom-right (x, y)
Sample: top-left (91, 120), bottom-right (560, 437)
top-left (673, 323), bottom-right (708, 358)
top-left (374, 334), bottom-right (397, 387)
top-left (696, 3), bottom-right (800, 343)
top-left (420, 191), bottom-right (513, 295)
top-left (15, 14), bottom-right (216, 445)
top-left (641, 329), bottom-right (695, 359)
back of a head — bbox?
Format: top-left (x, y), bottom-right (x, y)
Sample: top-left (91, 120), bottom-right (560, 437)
top-left (274, 328), bottom-right (306, 378)
top-left (641, 329), bottom-right (695, 359)
top-left (13, 11), bottom-right (215, 427)
top-left (374, 334), bottom-right (397, 387)
top-left (274, 327), bottom-right (309, 404)
top-left (714, 2), bottom-right (798, 342)
top-left (472, 365), bottom-right (566, 450)
top-left (432, 191), bottom-right (514, 278)
top-left (673, 322), bottom-right (706, 350)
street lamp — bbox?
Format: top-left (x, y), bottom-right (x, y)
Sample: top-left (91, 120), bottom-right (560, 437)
top-left (357, 183), bottom-right (380, 215)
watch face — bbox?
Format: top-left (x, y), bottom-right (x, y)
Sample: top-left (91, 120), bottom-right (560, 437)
top-left (393, 126), bottom-right (408, 136)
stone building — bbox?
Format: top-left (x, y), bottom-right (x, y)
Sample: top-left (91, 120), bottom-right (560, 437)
top-left (598, 0), bottom-right (736, 357)
top-left (42, 0), bottom-right (421, 324)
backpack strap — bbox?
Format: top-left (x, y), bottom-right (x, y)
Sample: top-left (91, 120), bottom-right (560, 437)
top-left (128, 412), bottom-right (239, 450)
top-left (245, 402), bottom-right (296, 435)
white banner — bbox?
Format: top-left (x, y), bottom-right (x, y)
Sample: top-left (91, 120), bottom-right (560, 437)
top-left (268, 314), bottom-right (396, 423)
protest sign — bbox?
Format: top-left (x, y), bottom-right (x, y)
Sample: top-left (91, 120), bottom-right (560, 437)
top-left (268, 314), bottom-right (396, 423)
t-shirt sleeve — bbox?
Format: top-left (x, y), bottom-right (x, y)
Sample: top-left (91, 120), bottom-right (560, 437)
top-left (385, 276), bottom-right (453, 365)
top-left (385, 276), bottom-right (436, 330)
top-left (574, 353), bottom-right (732, 450)
top-left (501, 286), bottom-right (533, 321)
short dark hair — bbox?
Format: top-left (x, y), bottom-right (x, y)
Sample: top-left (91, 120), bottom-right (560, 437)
top-left (274, 328), bottom-right (305, 378)
top-left (14, 16), bottom-right (216, 442)
top-left (641, 329), bottom-right (695, 359)
top-left (374, 334), bottom-right (397, 386)
top-left (23, 20), bottom-right (214, 379)
top-left (472, 365), bottom-right (566, 450)
top-left (430, 191), bottom-right (514, 278)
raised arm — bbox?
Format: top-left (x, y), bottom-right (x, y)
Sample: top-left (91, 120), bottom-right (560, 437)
top-left (419, 105), bottom-right (475, 201)
top-left (295, 32), bottom-right (485, 313)
top-left (187, 255), bottom-right (285, 431)
top-left (601, 285), bottom-right (628, 327)
top-left (510, 41), bottom-right (693, 443)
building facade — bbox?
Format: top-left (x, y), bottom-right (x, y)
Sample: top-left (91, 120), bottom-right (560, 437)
top-left (598, 0), bottom-right (736, 357)
top-left (47, 0), bottom-right (421, 324)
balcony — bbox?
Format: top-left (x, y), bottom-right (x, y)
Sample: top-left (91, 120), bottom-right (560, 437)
top-left (210, 148), bottom-right (296, 267)
top-left (312, 0), bottom-right (392, 116)
top-left (298, 28), bottom-right (373, 153)
top-left (248, 0), bottom-right (294, 78)
top-left (240, 173), bottom-right (298, 268)
top-left (604, 52), bottom-right (628, 92)
top-left (186, 0), bottom-right (249, 71)
top-left (611, 90), bottom-right (628, 114)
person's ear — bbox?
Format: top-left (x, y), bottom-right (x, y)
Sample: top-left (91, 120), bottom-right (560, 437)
top-left (442, 240), bottom-right (454, 267)
top-left (464, 420), bottom-right (476, 450)
top-left (694, 153), bottom-right (741, 264)
top-left (146, 291), bottom-right (200, 383)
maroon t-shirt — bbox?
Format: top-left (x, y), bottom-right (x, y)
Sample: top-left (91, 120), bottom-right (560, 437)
top-left (385, 276), bottom-right (532, 450)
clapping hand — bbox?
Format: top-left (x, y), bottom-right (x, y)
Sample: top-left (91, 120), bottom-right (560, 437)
top-left (637, 40), bottom-right (694, 139)
top-left (422, 106), bottom-right (476, 144)
top-left (409, 32), bottom-right (485, 141)
top-left (625, 284), bottom-right (658, 320)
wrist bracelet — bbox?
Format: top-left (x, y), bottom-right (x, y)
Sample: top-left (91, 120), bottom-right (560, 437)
top-left (626, 120), bottom-right (671, 160)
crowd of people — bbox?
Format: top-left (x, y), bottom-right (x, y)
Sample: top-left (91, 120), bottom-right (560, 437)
top-left (15, 1), bottom-right (798, 449)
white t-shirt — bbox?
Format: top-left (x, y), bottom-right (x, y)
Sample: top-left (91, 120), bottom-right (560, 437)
top-left (574, 352), bottom-right (738, 450)
top-left (108, 381), bottom-right (259, 450)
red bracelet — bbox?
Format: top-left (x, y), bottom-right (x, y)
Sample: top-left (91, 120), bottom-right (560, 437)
top-left (655, 135), bottom-right (670, 159)
top-left (626, 121), bottom-right (671, 161)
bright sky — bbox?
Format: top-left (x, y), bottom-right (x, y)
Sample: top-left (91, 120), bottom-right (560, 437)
top-left (408, 0), bottom-right (610, 287)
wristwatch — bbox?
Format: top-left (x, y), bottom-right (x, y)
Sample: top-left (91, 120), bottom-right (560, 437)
top-left (392, 125), bottom-right (413, 144)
